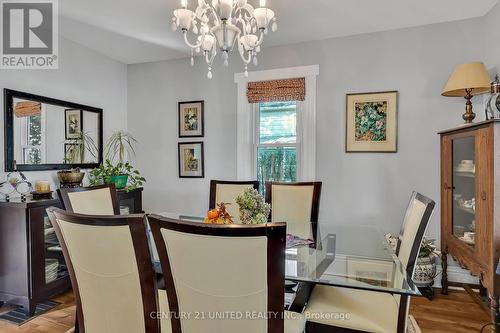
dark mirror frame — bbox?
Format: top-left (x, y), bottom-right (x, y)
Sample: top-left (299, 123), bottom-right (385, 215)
top-left (4, 89), bottom-right (103, 171)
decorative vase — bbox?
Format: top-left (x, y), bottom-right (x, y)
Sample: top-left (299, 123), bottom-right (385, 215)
top-left (57, 170), bottom-right (85, 188)
top-left (486, 75), bottom-right (500, 120)
top-left (413, 256), bottom-right (436, 287)
top-left (106, 175), bottom-right (128, 189)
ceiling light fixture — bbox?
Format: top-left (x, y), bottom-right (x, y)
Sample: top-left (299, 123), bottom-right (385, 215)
top-left (172, 0), bottom-right (277, 79)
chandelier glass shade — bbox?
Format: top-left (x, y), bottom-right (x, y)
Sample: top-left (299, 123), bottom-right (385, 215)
top-left (172, 0), bottom-right (277, 79)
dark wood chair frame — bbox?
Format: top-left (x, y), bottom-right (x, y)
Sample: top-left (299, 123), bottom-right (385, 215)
top-left (46, 208), bottom-right (159, 333)
top-left (57, 184), bottom-right (120, 215)
top-left (208, 180), bottom-right (260, 209)
top-left (148, 214), bottom-right (286, 333)
top-left (305, 191), bottom-right (435, 333)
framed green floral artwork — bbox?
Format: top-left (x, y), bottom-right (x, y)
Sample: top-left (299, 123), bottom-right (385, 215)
top-left (346, 91), bottom-right (398, 152)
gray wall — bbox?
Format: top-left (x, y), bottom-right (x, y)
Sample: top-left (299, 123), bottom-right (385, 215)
top-left (0, 36), bottom-right (128, 187)
top-left (485, 2), bottom-right (500, 74)
top-left (128, 16), bottom-right (491, 244)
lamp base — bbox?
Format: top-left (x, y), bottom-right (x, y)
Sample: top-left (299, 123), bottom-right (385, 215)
top-left (462, 89), bottom-right (475, 124)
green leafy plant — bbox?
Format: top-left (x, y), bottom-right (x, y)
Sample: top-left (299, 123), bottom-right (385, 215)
top-left (63, 131), bottom-right (98, 164)
top-left (419, 238), bottom-right (437, 258)
top-left (90, 131), bottom-right (145, 191)
top-left (89, 159), bottom-right (145, 191)
top-left (235, 188), bottom-right (271, 224)
top-left (105, 131), bottom-right (137, 164)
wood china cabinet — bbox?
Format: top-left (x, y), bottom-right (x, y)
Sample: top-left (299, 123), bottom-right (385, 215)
top-left (0, 188), bottom-right (143, 315)
top-left (440, 120), bottom-right (500, 328)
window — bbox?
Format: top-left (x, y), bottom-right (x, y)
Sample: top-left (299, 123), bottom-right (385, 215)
top-left (255, 101), bottom-right (298, 192)
top-left (235, 65), bottom-right (318, 183)
top-left (22, 114), bottom-right (44, 164)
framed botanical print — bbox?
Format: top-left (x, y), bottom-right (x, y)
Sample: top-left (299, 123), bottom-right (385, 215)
top-left (179, 101), bottom-right (204, 137)
top-left (64, 143), bottom-right (80, 163)
top-left (178, 142), bottom-right (204, 178)
top-left (346, 91), bottom-right (398, 153)
top-left (65, 109), bottom-right (83, 139)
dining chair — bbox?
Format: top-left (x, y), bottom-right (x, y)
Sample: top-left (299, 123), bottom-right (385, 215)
top-left (265, 182), bottom-right (322, 240)
top-left (209, 180), bottom-right (259, 223)
top-left (148, 214), bottom-right (306, 333)
top-left (46, 208), bottom-right (159, 333)
top-left (304, 192), bottom-right (435, 333)
top-left (58, 184), bottom-right (120, 215)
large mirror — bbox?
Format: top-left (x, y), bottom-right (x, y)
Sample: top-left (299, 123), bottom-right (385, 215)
top-left (4, 89), bottom-right (103, 171)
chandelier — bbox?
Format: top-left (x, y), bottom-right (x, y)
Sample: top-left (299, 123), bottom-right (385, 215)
top-left (171, 0), bottom-right (277, 79)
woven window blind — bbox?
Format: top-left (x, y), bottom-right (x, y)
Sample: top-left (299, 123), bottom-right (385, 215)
top-left (14, 101), bottom-right (41, 118)
top-left (247, 77), bottom-right (305, 103)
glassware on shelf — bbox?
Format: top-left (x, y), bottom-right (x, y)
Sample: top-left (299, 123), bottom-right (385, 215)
top-left (45, 259), bottom-right (59, 283)
top-left (452, 136), bottom-right (476, 247)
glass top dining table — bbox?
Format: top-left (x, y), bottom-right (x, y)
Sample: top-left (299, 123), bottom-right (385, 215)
top-left (153, 213), bottom-right (420, 297)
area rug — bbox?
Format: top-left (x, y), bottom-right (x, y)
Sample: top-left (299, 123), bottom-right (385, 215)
top-left (0, 300), bottom-right (60, 326)
top-left (408, 315), bottom-right (422, 333)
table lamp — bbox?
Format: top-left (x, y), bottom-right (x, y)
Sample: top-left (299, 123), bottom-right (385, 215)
top-left (442, 62), bottom-right (491, 123)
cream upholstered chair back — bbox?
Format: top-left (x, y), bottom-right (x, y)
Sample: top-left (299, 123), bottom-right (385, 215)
top-left (209, 180), bottom-right (259, 223)
top-left (47, 208), bottom-right (158, 333)
top-left (395, 192), bottom-right (436, 275)
top-left (148, 215), bottom-right (286, 333)
top-left (58, 184), bottom-right (120, 215)
top-left (265, 182), bottom-right (322, 239)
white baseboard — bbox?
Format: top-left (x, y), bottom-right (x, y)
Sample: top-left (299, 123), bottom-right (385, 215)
top-left (431, 258), bottom-right (479, 288)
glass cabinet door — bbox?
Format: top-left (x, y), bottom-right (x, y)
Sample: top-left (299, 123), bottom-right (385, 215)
top-left (44, 211), bottom-right (68, 284)
top-left (452, 136), bottom-right (476, 247)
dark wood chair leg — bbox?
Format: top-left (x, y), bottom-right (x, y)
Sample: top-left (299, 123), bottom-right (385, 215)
top-left (288, 282), bottom-right (315, 313)
top-left (441, 251), bottom-right (448, 295)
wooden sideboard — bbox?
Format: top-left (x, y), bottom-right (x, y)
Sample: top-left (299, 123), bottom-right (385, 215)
top-left (0, 187), bottom-right (143, 315)
top-left (440, 120), bottom-right (500, 329)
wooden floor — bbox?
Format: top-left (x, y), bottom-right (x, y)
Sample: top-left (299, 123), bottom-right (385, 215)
top-left (0, 289), bottom-right (494, 332)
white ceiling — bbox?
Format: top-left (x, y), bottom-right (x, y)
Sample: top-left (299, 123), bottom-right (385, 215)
top-left (59, 0), bottom-right (499, 64)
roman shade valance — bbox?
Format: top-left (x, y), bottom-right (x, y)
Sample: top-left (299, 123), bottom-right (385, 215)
top-left (247, 77), bottom-right (305, 103)
top-left (14, 101), bottom-right (41, 118)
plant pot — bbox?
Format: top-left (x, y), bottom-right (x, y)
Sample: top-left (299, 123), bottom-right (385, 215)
top-left (106, 175), bottom-right (128, 189)
top-left (413, 256), bottom-right (436, 287)
top-left (57, 170), bottom-right (85, 186)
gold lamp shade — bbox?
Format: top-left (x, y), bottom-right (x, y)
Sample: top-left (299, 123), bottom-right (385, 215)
top-left (442, 62), bottom-right (491, 123)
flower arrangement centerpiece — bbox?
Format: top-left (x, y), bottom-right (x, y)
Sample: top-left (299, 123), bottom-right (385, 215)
top-left (235, 188), bottom-right (271, 225)
top-left (204, 202), bottom-right (233, 225)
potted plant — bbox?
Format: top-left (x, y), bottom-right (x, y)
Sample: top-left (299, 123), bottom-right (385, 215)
top-left (58, 132), bottom-right (98, 186)
top-left (413, 238), bottom-right (438, 287)
top-left (235, 188), bottom-right (271, 224)
top-left (104, 131), bottom-right (137, 187)
top-left (89, 159), bottom-right (145, 191)
top-left (89, 131), bottom-right (145, 191)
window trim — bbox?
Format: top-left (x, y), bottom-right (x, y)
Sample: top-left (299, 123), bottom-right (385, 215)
top-left (235, 65), bottom-right (319, 181)
top-left (19, 108), bottom-right (47, 164)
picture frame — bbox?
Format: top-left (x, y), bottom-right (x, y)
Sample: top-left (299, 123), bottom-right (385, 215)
top-left (345, 91), bottom-right (398, 153)
top-left (178, 101), bottom-right (204, 138)
top-left (178, 142), bottom-right (204, 178)
top-left (64, 143), bottom-right (80, 163)
top-left (65, 109), bottom-right (83, 139)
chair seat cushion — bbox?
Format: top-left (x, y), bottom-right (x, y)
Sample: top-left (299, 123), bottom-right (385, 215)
top-left (304, 285), bottom-right (400, 333)
top-left (285, 311), bottom-right (305, 333)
